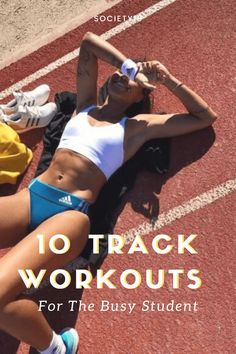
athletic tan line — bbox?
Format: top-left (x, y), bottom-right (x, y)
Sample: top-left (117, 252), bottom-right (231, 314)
top-left (0, 0), bottom-right (177, 100)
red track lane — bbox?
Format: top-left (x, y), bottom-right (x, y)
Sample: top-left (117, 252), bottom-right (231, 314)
top-left (0, 0), bottom-right (235, 353)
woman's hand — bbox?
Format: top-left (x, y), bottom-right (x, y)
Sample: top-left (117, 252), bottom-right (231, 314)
top-left (137, 60), bottom-right (171, 85)
top-left (135, 71), bottom-right (156, 90)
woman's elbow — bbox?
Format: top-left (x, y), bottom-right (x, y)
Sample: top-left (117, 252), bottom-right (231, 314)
top-left (202, 108), bottom-right (218, 127)
top-left (208, 109), bottom-right (218, 125)
top-left (82, 32), bottom-right (95, 44)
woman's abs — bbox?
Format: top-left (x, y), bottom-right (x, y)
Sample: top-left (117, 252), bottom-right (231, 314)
top-left (37, 148), bottom-right (107, 203)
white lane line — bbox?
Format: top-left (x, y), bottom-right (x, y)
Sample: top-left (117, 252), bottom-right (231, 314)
top-left (0, 0), bottom-right (177, 100)
top-left (26, 178), bottom-right (236, 293)
top-left (123, 178), bottom-right (236, 243)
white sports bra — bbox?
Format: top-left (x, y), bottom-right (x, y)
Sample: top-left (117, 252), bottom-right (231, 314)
top-left (57, 105), bottom-right (128, 179)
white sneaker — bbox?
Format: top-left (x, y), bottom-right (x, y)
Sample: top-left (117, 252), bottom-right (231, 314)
top-left (1, 103), bottom-right (57, 133)
top-left (0, 84), bottom-right (50, 112)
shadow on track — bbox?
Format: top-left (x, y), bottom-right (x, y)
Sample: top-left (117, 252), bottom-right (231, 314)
top-left (114, 126), bottom-right (216, 225)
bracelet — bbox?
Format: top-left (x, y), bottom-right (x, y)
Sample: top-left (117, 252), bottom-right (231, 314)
top-left (121, 59), bottom-right (139, 81)
top-left (171, 82), bottom-right (183, 92)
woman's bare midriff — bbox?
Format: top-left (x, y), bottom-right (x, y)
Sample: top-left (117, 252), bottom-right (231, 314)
top-left (37, 148), bottom-right (107, 203)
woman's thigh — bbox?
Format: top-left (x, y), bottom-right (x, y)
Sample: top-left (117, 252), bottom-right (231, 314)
top-left (0, 189), bottom-right (30, 248)
top-left (0, 210), bottom-right (90, 306)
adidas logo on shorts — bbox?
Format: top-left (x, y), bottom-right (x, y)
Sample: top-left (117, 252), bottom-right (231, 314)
top-left (59, 195), bottom-right (73, 206)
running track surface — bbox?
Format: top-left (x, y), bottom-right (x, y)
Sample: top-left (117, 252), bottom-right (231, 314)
top-left (0, 0), bottom-right (235, 353)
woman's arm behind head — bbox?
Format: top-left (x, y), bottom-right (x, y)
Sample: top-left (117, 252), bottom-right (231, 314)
top-left (76, 32), bottom-right (98, 113)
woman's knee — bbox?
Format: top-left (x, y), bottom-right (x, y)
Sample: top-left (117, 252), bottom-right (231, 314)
top-left (65, 211), bottom-right (90, 248)
top-left (39, 210), bottom-right (90, 257)
top-left (69, 210), bottom-right (90, 233)
top-left (60, 210), bottom-right (90, 238)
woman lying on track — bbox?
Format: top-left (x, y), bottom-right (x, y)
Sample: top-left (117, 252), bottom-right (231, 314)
top-left (0, 32), bottom-right (217, 354)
